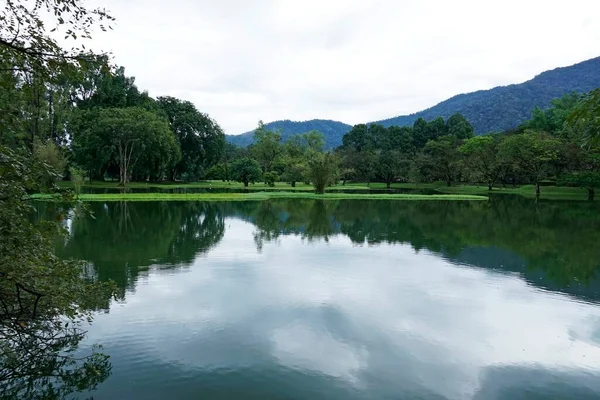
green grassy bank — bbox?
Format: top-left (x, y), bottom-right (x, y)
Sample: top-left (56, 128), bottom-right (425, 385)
top-left (56, 180), bottom-right (592, 200)
top-left (32, 192), bottom-right (487, 202)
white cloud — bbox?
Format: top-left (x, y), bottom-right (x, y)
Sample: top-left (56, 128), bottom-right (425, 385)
top-left (84, 0), bottom-right (600, 133)
top-left (82, 218), bottom-right (600, 400)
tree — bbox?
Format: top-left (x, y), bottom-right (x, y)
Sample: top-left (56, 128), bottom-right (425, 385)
top-left (0, 146), bottom-right (116, 399)
top-left (304, 130), bottom-right (325, 153)
top-left (376, 150), bottom-right (410, 188)
top-left (1, 0), bottom-right (114, 74)
top-left (568, 88), bottom-right (600, 148)
top-left (231, 157), bottom-right (262, 187)
top-left (263, 171), bottom-right (278, 187)
top-left (524, 93), bottom-right (581, 135)
top-left (446, 113), bottom-right (474, 139)
top-left (70, 107), bottom-right (180, 185)
top-left (560, 171), bottom-right (600, 201)
top-left (460, 135), bottom-right (503, 190)
top-left (342, 124), bottom-right (372, 152)
top-left (421, 136), bottom-right (462, 186)
top-left (282, 162), bottom-right (307, 187)
top-left (157, 96), bottom-right (225, 181)
top-left (499, 131), bottom-right (562, 196)
top-left (412, 118), bottom-right (430, 149)
top-left (252, 121), bottom-right (283, 173)
top-left (307, 152), bottom-right (338, 194)
top-left (387, 126), bottom-right (415, 154)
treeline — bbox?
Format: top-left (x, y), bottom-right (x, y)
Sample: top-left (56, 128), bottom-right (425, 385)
top-left (211, 91), bottom-right (599, 199)
top-left (2, 38), bottom-right (598, 198)
top-left (336, 92), bottom-right (600, 196)
top-left (1, 58), bottom-right (226, 185)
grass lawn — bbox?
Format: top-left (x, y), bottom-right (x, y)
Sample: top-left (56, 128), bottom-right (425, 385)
top-left (31, 191), bottom-right (488, 202)
top-left (54, 180), bottom-right (592, 200)
top-left (56, 180), bottom-right (372, 191)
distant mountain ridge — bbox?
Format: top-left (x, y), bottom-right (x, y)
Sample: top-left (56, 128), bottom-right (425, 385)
top-left (226, 119), bottom-right (352, 149)
top-left (226, 56), bottom-right (600, 149)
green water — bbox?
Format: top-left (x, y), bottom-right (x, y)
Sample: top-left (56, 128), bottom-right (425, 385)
top-left (52, 197), bottom-right (600, 399)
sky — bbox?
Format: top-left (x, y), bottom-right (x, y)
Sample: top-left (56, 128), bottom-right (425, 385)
top-left (83, 0), bottom-right (600, 134)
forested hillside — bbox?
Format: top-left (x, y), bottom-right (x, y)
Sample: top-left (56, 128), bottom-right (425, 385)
top-left (226, 119), bottom-right (351, 149)
top-left (228, 56), bottom-right (600, 148)
top-left (374, 57), bottom-right (600, 133)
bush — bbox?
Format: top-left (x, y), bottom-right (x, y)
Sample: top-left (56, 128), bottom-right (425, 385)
top-left (33, 140), bottom-right (67, 185)
top-left (70, 167), bottom-right (85, 195)
top-left (263, 171), bottom-right (278, 187)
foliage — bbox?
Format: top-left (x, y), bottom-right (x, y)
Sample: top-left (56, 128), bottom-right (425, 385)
top-left (420, 136), bottom-right (463, 186)
top-left (33, 139), bottom-right (67, 184)
top-left (263, 171), bottom-right (278, 187)
top-left (69, 166), bottom-right (85, 194)
top-left (459, 135), bottom-right (504, 190)
top-left (227, 119), bottom-right (352, 149)
top-left (70, 107), bottom-right (180, 185)
top-left (499, 131), bottom-right (562, 194)
top-left (251, 121), bottom-right (283, 173)
top-left (1, 0), bottom-right (114, 74)
top-left (230, 157), bottom-right (262, 187)
top-left (376, 150), bottom-right (411, 188)
top-left (157, 96), bottom-right (225, 181)
top-left (307, 152), bottom-right (338, 194)
top-left (568, 88), bottom-right (600, 148)
top-left (0, 146), bottom-right (116, 399)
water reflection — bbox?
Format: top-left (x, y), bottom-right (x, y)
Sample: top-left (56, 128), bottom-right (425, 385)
top-left (47, 198), bottom-right (600, 399)
top-left (57, 198), bottom-right (600, 301)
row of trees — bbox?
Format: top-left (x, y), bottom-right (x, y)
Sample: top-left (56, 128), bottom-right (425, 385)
top-left (334, 93), bottom-right (599, 198)
top-left (201, 93), bottom-right (598, 198)
top-left (1, 57), bottom-right (226, 186)
top-left (207, 121), bottom-right (338, 193)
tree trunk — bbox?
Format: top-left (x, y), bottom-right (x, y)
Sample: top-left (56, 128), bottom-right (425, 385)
top-left (291, 181), bottom-right (296, 187)
top-left (244, 180), bottom-right (249, 187)
top-left (535, 181), bottom-right (540, 198)
top-left (588, 187), bottom-right (595, 201)
top-left (446, 179), bottom-right (451, 187)
top-left (488, 182), bottom-right (493, 191)
top-left (315, 184), bottom-right (325, 194)
top-left (386, 181), bottom-right (391, 189)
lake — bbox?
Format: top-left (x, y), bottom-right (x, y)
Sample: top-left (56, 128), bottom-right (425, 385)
top-left (50, 197), bottom-right (600, 399)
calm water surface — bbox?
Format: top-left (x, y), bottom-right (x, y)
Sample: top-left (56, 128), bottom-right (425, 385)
top-left (51, 197), bottom-right (600, 399)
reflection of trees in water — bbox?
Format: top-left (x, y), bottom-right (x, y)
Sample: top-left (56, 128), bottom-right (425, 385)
top-left (229, 197), bottom-right (600, 299)
top-left (238, 200), bottom-right (339, 251)
top-left (53, 197), bottom-right (600, 301)
top-left (59, 201), bottom-right (225, 295)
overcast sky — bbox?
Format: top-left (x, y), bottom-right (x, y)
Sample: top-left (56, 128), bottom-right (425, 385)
top-left (85, 0), bottom-right (600, 134)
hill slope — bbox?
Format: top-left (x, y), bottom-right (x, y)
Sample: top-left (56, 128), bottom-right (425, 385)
top-left (227, 56), bottom-right (600, 148)
top-left (373, 56), bottom-right (600, 133)
top-left (226, 119), bottom-right (351, 149)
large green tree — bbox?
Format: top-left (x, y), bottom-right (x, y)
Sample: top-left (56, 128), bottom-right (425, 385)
top-left (460, 135), bottom-right (504, 190)
top-left (230, 157), bottom-right (262, 187)
top-left (499, 131), bottom-right (562, 196)
top-left (307, 152), bottom-right (338, 194)
top-left (420, 136), bottom-right (462, 186)
top-left (251, 121), bottom-right (283, 173)
top-left (70, 107), bottom-right (180, 185)
top-left (157, 96), bottom-right (225, 181)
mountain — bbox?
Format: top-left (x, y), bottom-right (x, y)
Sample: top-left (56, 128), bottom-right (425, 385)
top-left (227, 56), bottom-right (600, 148)
top-left (373, 56), bottom-right (600, 134)
top-left (226, 119), bottom-right (351, 150)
